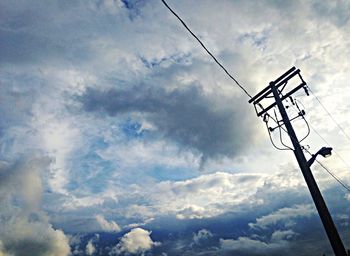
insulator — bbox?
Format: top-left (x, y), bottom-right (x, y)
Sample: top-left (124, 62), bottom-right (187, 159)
top-left (263, 114), bottom-right (269, 123)
top-left (289, 96), bottom-right (295, 105)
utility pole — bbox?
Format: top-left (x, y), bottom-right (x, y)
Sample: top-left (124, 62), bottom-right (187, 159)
top-left (249, 67), bottom-right (347, 256)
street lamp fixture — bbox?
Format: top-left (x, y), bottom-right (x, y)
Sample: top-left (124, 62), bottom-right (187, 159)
top-left (307, 147), bottom-right (333, 167)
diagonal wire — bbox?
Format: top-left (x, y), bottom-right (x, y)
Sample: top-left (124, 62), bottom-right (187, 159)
top-left (304, 149), bottom-right (350, 193)
top-left (161, 0), bottom-right (253, 98)
top-left (284, 99), bottom-right (350, 193)
top-left (308, 86), bottom-right (350, 142)
top-left (161, 0), bottom-right (297, 151)
top-left (294, 97), bottom-right (350, 169)
top-left (161, 0), bottom-right (350, 171)
top-left (308, 123), bottom-right (350, 170)
top-left (315, 159), bottom-right (350, 193)
top-left (162, 0), bottom-right (304, 150)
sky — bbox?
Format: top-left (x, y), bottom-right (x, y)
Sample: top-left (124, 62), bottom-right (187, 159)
top-left (1, 0), bottom-right (350, 255)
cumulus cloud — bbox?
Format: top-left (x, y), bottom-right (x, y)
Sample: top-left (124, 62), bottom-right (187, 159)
top-left (86, 239), bottom-right (96, 255)
top-left (56, 214), bottom-right (121, 234)
top-left (120, 170), bottom-right (305, 220)
top-left (0, 241), bottom-right (5, 256)
top-left (193, 229), bottom-right (213, 245)
top-left (220, 229), bottom-right (297, 255)
top-left (217, 204), bottom-right (318, 255)
top-left (95, 215), bottom-right (121, 232)
top-left (249, 204), bottom-right (315, 229)
top-left (220, 226), bottom-right (298, 255)
top-left (119, 171), bottom-right (265, 220)
top-left (2, 0), bottom-right (350, 254)
top-left (270, 229), bottom-right (297, 242)
top-left (0, 156), bottom-right (70, 256)
top-left (110, 228), bottom-right (160, 255)
top-left (220, 235), bottom-right (290, 256)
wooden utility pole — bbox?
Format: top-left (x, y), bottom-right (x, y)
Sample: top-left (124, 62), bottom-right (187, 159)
top-left (249, 67), bottom-right (347, 256)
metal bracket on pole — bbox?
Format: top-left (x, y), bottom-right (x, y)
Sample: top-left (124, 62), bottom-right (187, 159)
top-left (249, 67), bottom-right (347, 256)
top-left (249, 67), bottom-right (307, 117)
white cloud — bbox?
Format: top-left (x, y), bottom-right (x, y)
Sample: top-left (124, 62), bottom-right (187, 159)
top-left (95, 215), bottom-right (121, 233)
top-left (123, 171), bottom-right (304, 220)
top-left (271, 230), bottom-right (298, 242)
top-left (193, 229), bottom-right (213, 245)
top-left (221, 236), bottom-right (269, 251)
top-left (0, 241), bottom-right (6, 256)
top-left (86, 239), bottom-right (96, 255)
top-left (110, 228), bottom-right (160, 255)
top-left (0, 157), bottom-right (70, 256)
top-left (220, 229), bottom-right (297, 254)
top-left (97, 139), bottom-right (200, 170)
top-left (39, 117), bottom-right (81, 194)
top-left (124, 218), bottom-right (155, 229)
top-left (152, 172), bottom-right (267, 218)
top-left (176, 205), bottom-right (209, 220)
top-left (249, 204), bottom-right (315, 229)
top-left (54, 214), bottom-right (121, 234)
top-left (220, 236), bottom-right (286, 254)
top-left (1, 1), bottom-right (350, 250)
top-left (220, 229), bottom-right (298, 255)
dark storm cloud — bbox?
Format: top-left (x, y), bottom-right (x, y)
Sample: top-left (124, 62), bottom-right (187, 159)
top-left (80, 84), bottom-right (257, 160)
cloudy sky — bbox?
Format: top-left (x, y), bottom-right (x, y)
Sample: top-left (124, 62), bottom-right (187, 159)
top-left (1, 0), bottom-right (350, 255)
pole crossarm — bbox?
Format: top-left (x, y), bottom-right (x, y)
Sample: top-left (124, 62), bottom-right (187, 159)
top-left (249, 67), bottom-right (347, 256)
top-left (249, 67), bottom-right (306, 117)
top-left (248, 66), bottom-right (297, 104)
top-left (256, 81), bottom-right (306, 117)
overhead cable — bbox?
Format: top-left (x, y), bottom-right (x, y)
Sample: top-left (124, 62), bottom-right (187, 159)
top-left (308, 121), bottom-right (350, 170)
top-left (294, 95), bottom-right (350, 169)
top-left (161, 0), bottom-right (297, 151)
top-left (161, 0), bottom-right (253, 98)
top-left (315, 159), bottom-right (350, 193)
top-left (161, 0), bottom-right (350, 176)
top-left (304, 149), bottom-right (350, 193)
top-left (308, 86), bottom-right (350, 142)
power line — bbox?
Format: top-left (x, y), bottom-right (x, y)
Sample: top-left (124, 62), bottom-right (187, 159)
top-left (308, 121), bottom-right (350, 170)
top-left (315, 159), bottom-right (350, 194)
top-left (162, 0), bottom-right (350, 149)
top-left (261, 78), bottom-right (347, 255)
top-left (308, 86), bottom-right (350, 142)
top-left (304, 149), bottom-right (350, 193)
top-left (292, 99), bottom-right (310, 143)
top-left (294, 96), bottom-right (350, 170)
top-left (161, 0), bottom-right (253, 98)
top-left (161, 0), bottom-right (315, 148)
top-left (291, 96), bottom-right (350, 193)
top-left (285, 95), bottom-right (350, 174)
top-left (261, 81), bottom-right (350, 194)
top-left (161, 0), bottom-right (303, 153)
top-left (161, 0), bottom-right (350, 185)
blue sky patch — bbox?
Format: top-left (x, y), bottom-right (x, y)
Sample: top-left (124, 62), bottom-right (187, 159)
top-left (120, 119), bottom-right (145, 138)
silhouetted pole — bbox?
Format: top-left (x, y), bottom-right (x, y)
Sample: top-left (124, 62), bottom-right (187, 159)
top-left (270, 81), bottom-right (347, 256)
